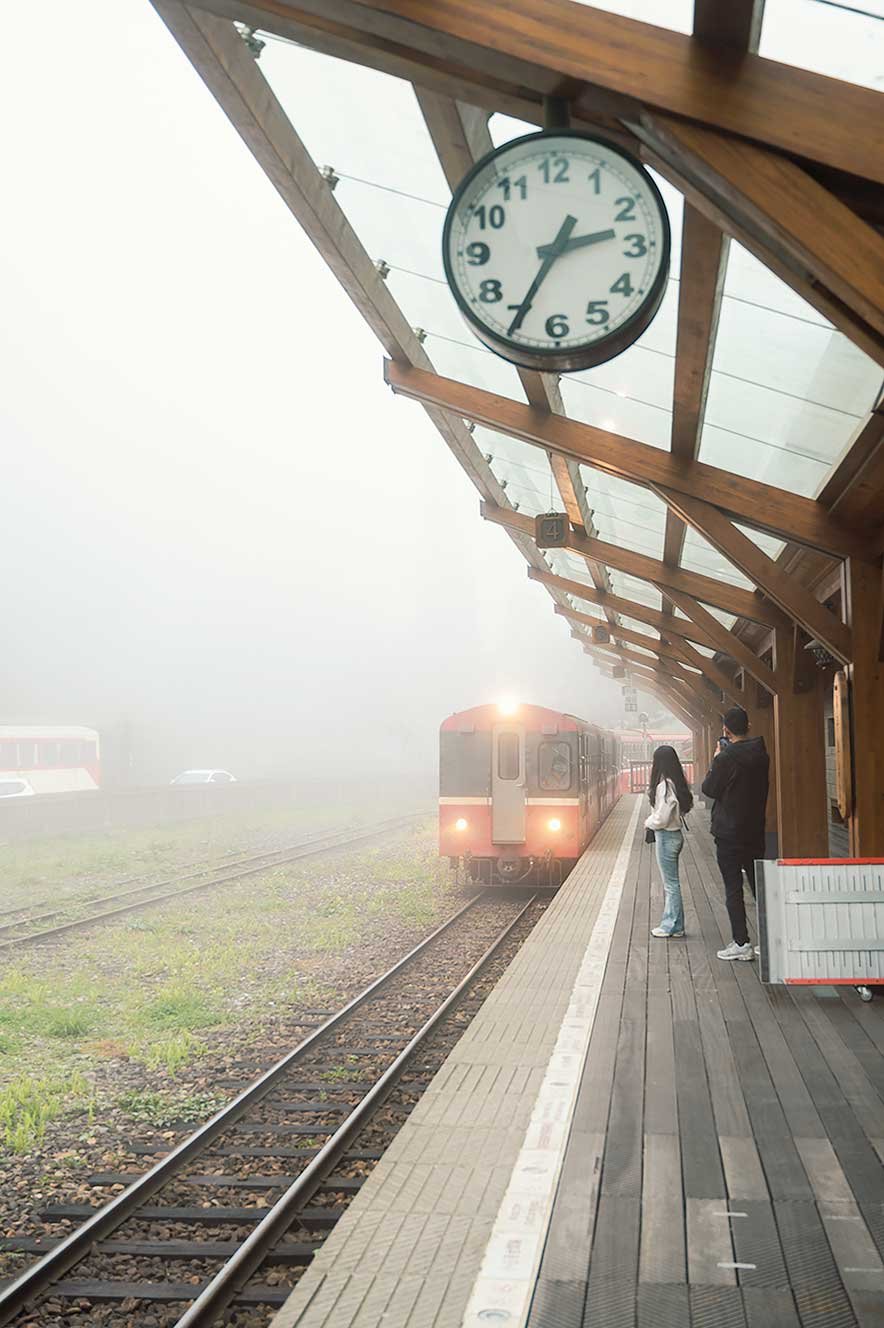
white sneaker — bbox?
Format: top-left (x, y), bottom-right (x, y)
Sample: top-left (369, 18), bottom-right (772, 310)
top-left (717, 941), bottom-right (754, 961)
top-left (651, 927), bottom-right (685, 938)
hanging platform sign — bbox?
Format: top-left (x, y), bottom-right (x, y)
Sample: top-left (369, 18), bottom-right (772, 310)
top-left (443, 130), bottom-right (670, 373)
top-left (534, 512), bottom-right (569, 547)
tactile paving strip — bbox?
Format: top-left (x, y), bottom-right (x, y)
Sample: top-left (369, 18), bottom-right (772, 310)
top-left (637, 1283), bottom-right (690, 1328)
top-left (689, 1285), bottom-right (748, 1328)
top-left (774, 1201), bottom-right (858, 1328)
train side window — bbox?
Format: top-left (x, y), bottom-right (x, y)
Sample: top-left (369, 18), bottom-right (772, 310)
top-left (0, 742), bottom-right (16, 767)
top-left (539, 741), bottom-right (571, 791)
top-left (41, 742), bottom-right (59, 765)
top-left (497, 732), bottom-right (520, 781)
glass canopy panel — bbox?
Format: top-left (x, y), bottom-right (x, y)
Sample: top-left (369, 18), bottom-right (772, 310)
top-left (572, 0), bottom-right (693, 30)
top-left (579, 468), bottom-right (667, 559)
top-left (681, 528), bottom-right (755, 589)
top-left (760, 0), bottom-right (884, 90)
top-left (699, 242), bottom-right (881, 495)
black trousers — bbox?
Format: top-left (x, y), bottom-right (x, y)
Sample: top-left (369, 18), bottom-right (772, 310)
top-left (715, 839), bottom-right (761, 946)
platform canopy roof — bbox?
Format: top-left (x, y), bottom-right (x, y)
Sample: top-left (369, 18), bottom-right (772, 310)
top-left (150, 0), bottom-right (884, 733)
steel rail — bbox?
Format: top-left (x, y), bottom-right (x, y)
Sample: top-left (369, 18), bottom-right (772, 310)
top-left (0, 889), bottom-right (489, 1326)
top-left (0, 813), bottom-right (424, 952)
top-left (174, 894), bottom-right (537, 1327)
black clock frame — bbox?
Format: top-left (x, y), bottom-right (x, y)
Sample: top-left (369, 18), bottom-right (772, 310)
top-left (442, 129), bottom-right (671, 374)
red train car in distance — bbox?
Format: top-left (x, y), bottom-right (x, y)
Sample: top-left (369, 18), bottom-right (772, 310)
top-left (440, 701), bottom-right (624, 886)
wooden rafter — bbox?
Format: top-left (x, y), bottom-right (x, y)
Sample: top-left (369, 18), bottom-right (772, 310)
top-left (559, 611), bottom-right (695, 667)
top-left (485, 502), bottom-right (788, 626)
top-left (204, 0), bottom-right (884, 185)
top-left (585, 643), bottom-right (715, 722)
top-left (563, 606), bottom-right (740, 703)
top-left (820, 402), bottom-right (884, 536)
top-left (658, 492), bottom-right (853, 663)
top-left (663, 204), bottom-right (729, 569)
top-left (693, 0), bottom-right (764, 52)
top-left (543, 587), bottom-right (717, 651)
top-left (385, 361), bottom-right (872, 559)
top-left (634, 116), bottom-right (884, 366)
top-left (660, 587), bottom-right (780, 694)
top-left (384, 361), bottom-right (865, 557)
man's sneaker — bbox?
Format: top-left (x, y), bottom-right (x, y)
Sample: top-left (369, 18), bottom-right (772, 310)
top-left (717, 941), bottom-right (754, 962)
top-left (651, 927), bottom-right (685, 938)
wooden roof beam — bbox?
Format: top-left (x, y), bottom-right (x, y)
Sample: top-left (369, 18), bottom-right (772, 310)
top-left (541, 583), bottom-right (718, 649)
top-left (659, 587), bottom-right (781, 694)
top-left (634, 116), bottom-right (884, 367)
top-left (210, 0), bottom-right (884, 185)
top-left (386, 361), bottom-right (872, 558)
top-left (485, 502), bottom-right (788, 626)
top-left (658, 492), bottom-right (853, 664)
top-left (663, 204), bottom-right (729, 570)
top-left (583, 641), bottom-right (717, 722)
top-left (558, 605), bottom-right (741, 703)
top-left (819, 401), bottom-right (884, 542)
top-left (693, 0), bottom-right (765, 52)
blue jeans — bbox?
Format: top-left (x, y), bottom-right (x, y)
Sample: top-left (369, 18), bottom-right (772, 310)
top-left (654, 829), bottom-right (684, 934)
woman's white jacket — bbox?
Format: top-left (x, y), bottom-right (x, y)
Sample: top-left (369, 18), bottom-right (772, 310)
top-left (644, 777), bottom-right (682, 832)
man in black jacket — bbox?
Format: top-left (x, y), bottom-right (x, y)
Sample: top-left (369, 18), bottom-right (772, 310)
top-left (701, 705), bottom-right (769, 962)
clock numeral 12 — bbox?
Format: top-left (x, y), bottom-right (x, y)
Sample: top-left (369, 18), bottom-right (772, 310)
top-left (538, 157), bottom-right (570, 183)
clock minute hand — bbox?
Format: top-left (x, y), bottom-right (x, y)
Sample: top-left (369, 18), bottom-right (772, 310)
top-left (535, 227), bottom-right (616, 260)
top-left (506, 213), bottom-right (578, 337)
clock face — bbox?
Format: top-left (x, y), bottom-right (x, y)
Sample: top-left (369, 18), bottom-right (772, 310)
top-left (442, 131), bottom-right (670, 373)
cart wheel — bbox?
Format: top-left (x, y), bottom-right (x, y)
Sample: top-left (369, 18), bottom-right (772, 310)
top-left (856, 985), bottom-right (873, 1003)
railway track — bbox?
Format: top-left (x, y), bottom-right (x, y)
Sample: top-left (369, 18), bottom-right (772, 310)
top-left (0, 890), bottom-right (542, 1327)
top-left (0, 813), bottom-right (424, 952)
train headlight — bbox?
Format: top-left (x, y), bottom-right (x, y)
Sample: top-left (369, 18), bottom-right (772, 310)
top-left (497, 698), bottom-right (519, 716)
top-left (548, 817), bottom-right (562, 832)
top-left (455, 818), bottom-right (469, 831)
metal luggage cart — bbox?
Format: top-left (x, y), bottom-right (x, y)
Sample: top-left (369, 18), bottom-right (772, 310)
top-left (757, 858), bottom-right (884, 1002)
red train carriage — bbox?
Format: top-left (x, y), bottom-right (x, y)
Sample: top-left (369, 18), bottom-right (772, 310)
top-left (439, 701), bottom-right (624, 887)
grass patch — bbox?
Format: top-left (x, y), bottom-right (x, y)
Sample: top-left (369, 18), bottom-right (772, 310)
top-left (135, 985), bottom-right (221, 1033)
top-left (116, 1087), bottom-right (222, 1128)
top-left (0, 1073), bottom-right (95, 1154)
top-left (141, 1031), bottom-right (207, 1077)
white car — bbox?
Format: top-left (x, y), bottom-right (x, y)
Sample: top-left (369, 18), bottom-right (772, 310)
top-left (170, 769), bottom-right (237, 786)
top-left (0, 777), bottom-right (36, 799)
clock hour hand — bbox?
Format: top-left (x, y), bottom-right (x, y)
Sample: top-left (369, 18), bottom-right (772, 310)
top-left (535, 227), bottom-right (616, 260)
top-left (506, 213), bottom-right (578, 337)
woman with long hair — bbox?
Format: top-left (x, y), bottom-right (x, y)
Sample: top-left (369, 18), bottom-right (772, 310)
top-left (645, 745), bottom-right (693, 938)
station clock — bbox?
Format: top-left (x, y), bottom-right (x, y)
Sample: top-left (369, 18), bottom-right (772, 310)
top-left (442, 130), bottom-right (671, 373)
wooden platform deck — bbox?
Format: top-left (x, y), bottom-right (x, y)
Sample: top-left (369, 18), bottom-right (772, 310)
top-left (272, 795), bottom-right (884, 1328)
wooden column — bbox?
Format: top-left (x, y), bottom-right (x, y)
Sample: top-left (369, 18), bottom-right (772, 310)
top-left (772, 628), bottom-right (829, 857)
top-left (843, 557), bottom-right (884, 853)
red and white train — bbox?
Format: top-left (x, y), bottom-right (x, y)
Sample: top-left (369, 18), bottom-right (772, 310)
top-left (439, 701), bottom-right (626, 886)
top-left (0, 726), bottom-right (101, 798)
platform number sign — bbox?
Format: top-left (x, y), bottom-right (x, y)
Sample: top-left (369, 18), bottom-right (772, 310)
top-left (534, 512), bottom-right (569, 547)
top-left (443, 130), bottom-right (671, 373)
top-left (623, 685), bottom-right (637, 715)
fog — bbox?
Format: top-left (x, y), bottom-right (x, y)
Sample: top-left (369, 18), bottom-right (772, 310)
top-left (1, 3), bottom-right (646, 787)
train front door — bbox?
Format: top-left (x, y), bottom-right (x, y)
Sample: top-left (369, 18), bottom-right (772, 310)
top-left (492, 724), bottom-right (526, 843)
